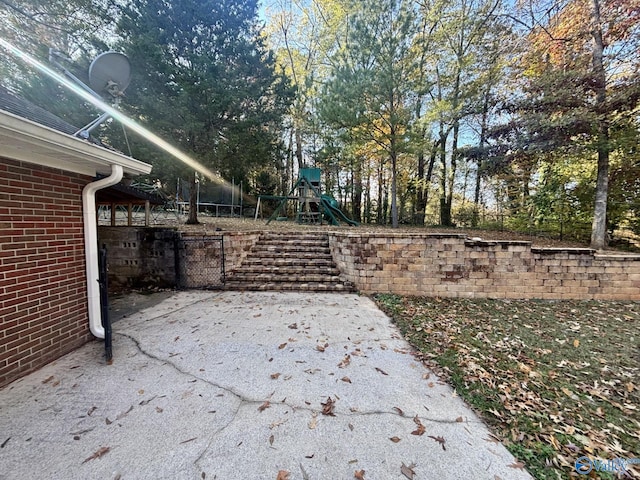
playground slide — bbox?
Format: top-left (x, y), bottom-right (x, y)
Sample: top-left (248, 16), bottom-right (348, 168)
top-left (321, 198), bottom-right (359, 226)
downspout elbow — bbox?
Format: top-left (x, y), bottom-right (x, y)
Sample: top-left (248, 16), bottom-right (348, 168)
top-left (83, 165), bottom-right (123, 339)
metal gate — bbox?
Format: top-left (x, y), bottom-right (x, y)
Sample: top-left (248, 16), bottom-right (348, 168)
top-left (177, 235), bottom-right (225, 289)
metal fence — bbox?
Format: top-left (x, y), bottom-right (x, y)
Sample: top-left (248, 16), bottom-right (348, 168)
top-left (177, 236), bottom-right (225, 289)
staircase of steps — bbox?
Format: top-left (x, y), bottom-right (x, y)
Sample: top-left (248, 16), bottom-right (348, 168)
top-left (225, 232), bottom-right (355, 292)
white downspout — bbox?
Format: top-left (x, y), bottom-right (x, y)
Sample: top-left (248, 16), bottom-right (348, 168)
top-left (83, 164), bottom-right (123, 339)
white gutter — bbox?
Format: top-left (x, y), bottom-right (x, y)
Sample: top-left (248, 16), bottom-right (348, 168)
top-left (83, 164), bottom-right (123, 339)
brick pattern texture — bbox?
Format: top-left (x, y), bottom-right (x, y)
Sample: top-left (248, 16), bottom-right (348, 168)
top-left (328, 233), bottom-right (640, 300)
top-left (0, 158), bottom-right (92, 387)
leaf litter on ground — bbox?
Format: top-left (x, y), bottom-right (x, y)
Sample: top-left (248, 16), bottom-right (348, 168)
top-left (374, 295), bottom-right (640, 480)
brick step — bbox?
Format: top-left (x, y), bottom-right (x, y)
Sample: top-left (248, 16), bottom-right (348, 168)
top-left (252, 245), bottom-right (331, 254)
top-left (224, 281), bottom-right (355, 292)
top-left (258, 239), bottom-right (329, 248)
top-left (223, 231), bottom-right (355, 293)
top-left (244, 251), bottom-right (333, 261)
top-left (241, 258), bottom-right (336, 268)
top-left (227, 272), bottom-right (344, 283)
top-left (230, 266), bottom-right (341, 276)
top-left (259, 233), bottom-right (327, 240)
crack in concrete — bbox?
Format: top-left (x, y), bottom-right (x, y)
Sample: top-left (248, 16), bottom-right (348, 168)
top-left (115, 331), bottom-right (483, 427)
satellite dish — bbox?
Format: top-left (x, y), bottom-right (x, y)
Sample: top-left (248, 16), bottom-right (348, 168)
top-left (89, 52), bottom-right (131, 98)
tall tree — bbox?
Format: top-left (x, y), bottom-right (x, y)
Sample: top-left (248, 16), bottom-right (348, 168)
top-left (117, 0), bottom-right (292, 223)
top-left (427, 0), bottom-right (502, 226)
top-left (319, 0), bottom-right (417, 228)
top-left (500, 0), bottom-right (640, 248)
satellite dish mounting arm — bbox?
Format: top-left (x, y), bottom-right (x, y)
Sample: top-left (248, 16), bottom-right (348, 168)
top-left (48, 49), bottom-right (131, 139)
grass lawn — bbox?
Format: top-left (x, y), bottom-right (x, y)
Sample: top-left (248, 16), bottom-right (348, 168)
top-left (374, 295), bottom-right (640, 479)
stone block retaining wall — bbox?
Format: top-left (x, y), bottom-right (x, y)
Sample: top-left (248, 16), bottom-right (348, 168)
top-left (328, 233), bottom-right (640, 300)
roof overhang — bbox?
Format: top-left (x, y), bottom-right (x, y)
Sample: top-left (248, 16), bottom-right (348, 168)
top-left (0, 109), bottom-right (152, 177)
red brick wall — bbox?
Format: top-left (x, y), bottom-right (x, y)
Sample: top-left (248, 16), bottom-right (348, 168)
top-left (0, 158), bottom-right (92, 387)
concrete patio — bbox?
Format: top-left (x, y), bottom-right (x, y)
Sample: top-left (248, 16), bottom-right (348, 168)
top-left (0, 291), bottom-right (532, 479)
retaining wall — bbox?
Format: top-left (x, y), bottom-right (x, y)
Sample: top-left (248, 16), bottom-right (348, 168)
top-left (98, 227), bottom-right (178, 291)
top-left (97, 228), bottom-right (261, 291)
top-left (328, 232), bottom-right (640, 300)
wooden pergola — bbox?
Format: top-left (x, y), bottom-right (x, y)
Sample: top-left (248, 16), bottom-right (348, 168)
top-left (96, 181), bottom-right (165, 226)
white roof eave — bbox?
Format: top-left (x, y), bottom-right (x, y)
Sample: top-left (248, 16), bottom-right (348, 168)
top-left (0, 109), bottom-right (152, 177)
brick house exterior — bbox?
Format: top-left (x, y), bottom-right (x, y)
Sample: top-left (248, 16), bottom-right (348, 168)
top-left (0, 159), bottom-right (92, 385)
top-left (0, 99), bottom-right (151, 387)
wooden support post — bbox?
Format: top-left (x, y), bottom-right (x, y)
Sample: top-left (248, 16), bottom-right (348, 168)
top-left (145, 200), bottom-right (150, 226)
top-left (255, 197), bottom-right (261, 221)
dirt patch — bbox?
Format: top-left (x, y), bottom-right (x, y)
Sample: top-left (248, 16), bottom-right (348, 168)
top-left (174, 216), bottom-right (597, 249)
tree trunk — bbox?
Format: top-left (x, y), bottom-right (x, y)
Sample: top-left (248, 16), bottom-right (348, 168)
top-left (377, 163), bottom-right (384, 225)
top-left (186, 172), bottom-right (199, 225)
top-left (443, 119), bottom-right (460, 227)
top-left (352, 157), bottom-right (363, 222)
top-left (295, 127), bottom-right (304, 169)
top-left (473, 84), bottom-right (491, 227)
top-left (589, 0), bottom-right (609, 250)
top-left (365, 170), bottom-right (371, 224)
top-left (415, 150), bottom-right (427, 226)
top-left (390, 125), bottom-right (399, 229)
top-left (438, 122), bottom-right (451, 226)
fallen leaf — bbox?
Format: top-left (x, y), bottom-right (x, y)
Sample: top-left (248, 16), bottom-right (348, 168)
top-left (338, 355), bottom-right (351, 368)
top-left (508, 461), bottom-right (526, 470)
top-left (428, 435), bottom-right (446, 450)
top-left (573, 339), bottom-right (580, 348)
top-left (354, 470), bottom-right (365, 479)
top-left (349, 423), bottom-right (354, 431)
top-left (278, 343), bottom-right (287, 350)
top-left (393, 407), bottom-right (405, 417)
top-left (316, 344), bottom-right (326, 352)
top-left (341, 377), bottom-right (352, 383)
top-left (390, 436), bottom-right (401, 443)
top-left (42, 375), bottom-right (54, 384)
top-left (270, 373), bottom-right (281, 380)
top-left (258, 401), bottom-right (271, 412)
top-left (375, 367), bottom-right (388, 376)
top-left (115, 405), bottom-right (134, 420)
top-left (269, 434), bottom-right (274, 446)
top-left (82, 446), bottom-right (110, 463)
top-left (156, 406), bottom-right (163, 413)
top-left (288, 323), bottom-right (297, 329)
top-left (411, 415), bottom-right (426, 436)
top-left (87, 406), bottom-right (97, 416)
top-left (455, 416), bottom-right (464, 423)
top-left (321, 397), bottom-right (336, 416)
top-left (400, 462), bottom-right (416, 479)
top-left (276, 470), bottom-right (290, 480)
top-left (308, 413), bottom-right (318, 429)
